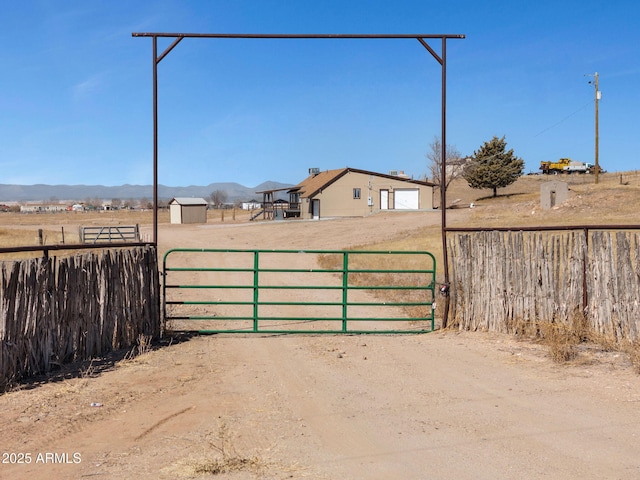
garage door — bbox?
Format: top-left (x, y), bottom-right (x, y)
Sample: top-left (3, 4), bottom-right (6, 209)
top-left (394, 189), bottom-right (419, 209)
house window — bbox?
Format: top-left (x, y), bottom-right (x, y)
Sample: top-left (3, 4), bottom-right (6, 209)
top-left (353, 188), bottom-right (361, 199)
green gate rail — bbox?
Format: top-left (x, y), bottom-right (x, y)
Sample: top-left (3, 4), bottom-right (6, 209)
top-left (162, 248), bottom-right (436, 334)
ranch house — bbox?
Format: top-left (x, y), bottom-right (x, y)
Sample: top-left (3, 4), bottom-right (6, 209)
top-left (283, 167), bottom-right (434, 220)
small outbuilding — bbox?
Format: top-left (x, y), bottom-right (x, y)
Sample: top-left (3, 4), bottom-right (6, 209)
top-left (540, 181), bottom-right (568, 210)
top-left (169, 197), bottom-right (208, 224)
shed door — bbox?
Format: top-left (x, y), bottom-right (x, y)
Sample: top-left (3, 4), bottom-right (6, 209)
top-left (312, 199), bottom-right (320, 220)
top-left (394, 189), bottom-right (419, 210)
top-left (170, 204), bottom-right (182, 224)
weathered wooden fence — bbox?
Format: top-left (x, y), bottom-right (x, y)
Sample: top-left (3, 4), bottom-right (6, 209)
top-left (447, 229), bottom-right (640, 341)
top-left (0, 246), bottom-right (160, 390)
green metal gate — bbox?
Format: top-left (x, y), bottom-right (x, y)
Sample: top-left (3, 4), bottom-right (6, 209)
top-left (162, 248), bottom-right (436, 334)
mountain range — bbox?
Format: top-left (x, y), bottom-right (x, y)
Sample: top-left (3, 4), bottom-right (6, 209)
top-left (0, 181), bottom-right (293, 203)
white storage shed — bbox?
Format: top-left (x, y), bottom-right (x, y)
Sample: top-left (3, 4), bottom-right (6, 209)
top-left (169, 197), bottom-right (208, 224)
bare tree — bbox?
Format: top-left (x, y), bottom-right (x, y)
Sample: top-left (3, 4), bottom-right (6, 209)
top-left (426, 136), bottom-right (464, 191)
top-left (84, 197), bottom-right (102, 210)
top-left (209, 189), bottom-right (228, 208)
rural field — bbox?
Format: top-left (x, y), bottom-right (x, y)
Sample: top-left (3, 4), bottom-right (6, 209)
top-left (1, 172), bottom-right (640, 479)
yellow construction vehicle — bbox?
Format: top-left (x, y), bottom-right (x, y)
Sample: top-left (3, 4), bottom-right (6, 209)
top-left (540, 158), bottom-right (597, 174)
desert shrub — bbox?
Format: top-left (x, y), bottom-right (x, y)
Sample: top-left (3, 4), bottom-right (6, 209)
top-left (539, 322), bottom-right (579, 363)
top-left (624, 340), bottom-right (640, 374)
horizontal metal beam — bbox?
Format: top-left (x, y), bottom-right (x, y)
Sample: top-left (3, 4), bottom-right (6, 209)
top-left (0, 242), bottom-right (154, 256)
top-left (132, 32), bottom-right (465, 40)
top-left (445, 225), bottom-right (640, 232)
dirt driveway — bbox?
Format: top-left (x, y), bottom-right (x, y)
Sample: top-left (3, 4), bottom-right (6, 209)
top-left (2, 212), bottom-right (640, 479)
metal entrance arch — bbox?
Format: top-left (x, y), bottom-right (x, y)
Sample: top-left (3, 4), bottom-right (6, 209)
top-left (132, 32), bottom-right (465, 326)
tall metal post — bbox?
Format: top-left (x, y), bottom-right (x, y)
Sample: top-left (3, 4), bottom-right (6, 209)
top-left (148, 35), bottom-right (183, 244)
top-left (152, 36), bottom-right (158, 244)
top-left (417, 36), bottom-right (452, 328)
top-left (440, 38), bottom-right (450, 328)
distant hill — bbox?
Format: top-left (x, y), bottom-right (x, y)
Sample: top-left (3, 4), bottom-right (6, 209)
top-left (0, 181), bottom-right (293, 203)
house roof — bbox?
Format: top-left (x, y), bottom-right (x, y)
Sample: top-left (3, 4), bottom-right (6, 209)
top-left (169, 197), bottom-right (208, 206)
top-left (288, 167), bottom-right (434, 199)
top-left (255, 187), bottom-right (290, 194)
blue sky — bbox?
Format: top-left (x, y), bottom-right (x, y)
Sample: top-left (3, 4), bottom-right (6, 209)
top-left (1, 1), bottom-right (638, 187)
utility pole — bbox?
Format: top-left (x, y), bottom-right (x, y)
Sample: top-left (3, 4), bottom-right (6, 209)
top-left (587, 72), bottom-right (601, 184)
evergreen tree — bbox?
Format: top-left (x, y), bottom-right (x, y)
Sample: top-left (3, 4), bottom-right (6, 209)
top-left (462, 136), bottom-right (524, 197)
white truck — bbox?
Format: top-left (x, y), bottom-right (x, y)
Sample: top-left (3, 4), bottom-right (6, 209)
top-left (564, 161), bottom-right (595, 173)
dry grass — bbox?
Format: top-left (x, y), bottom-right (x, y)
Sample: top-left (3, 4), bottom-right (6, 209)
top-left (445, 170), bottom-right (640, 228)
top-left (539, 323), bottom-right (639, 367)
top-left (186, 419), bottom-right (268, 477)
top-left (539, 322), bottom-right (581, 362)
top-left (0, 207), bottom-right (251, 229)
top-left (0, 209), bottom-right (162, 227)
top-left (623, 340), bottom-right (640, 374)
top-left (165, 419), bottom-right (271, 478)
top-left (122, 334), bottom-right (155, 362)
top-left (0, 227), bottom-right (72, 256)
top-left (0, 208), bottom-right (252, 260)
top-left (504, 311), bottom-right (632, 367)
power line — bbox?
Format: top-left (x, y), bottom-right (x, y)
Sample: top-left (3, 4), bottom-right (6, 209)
top-left (533, 101), bottom-right (591, 138)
